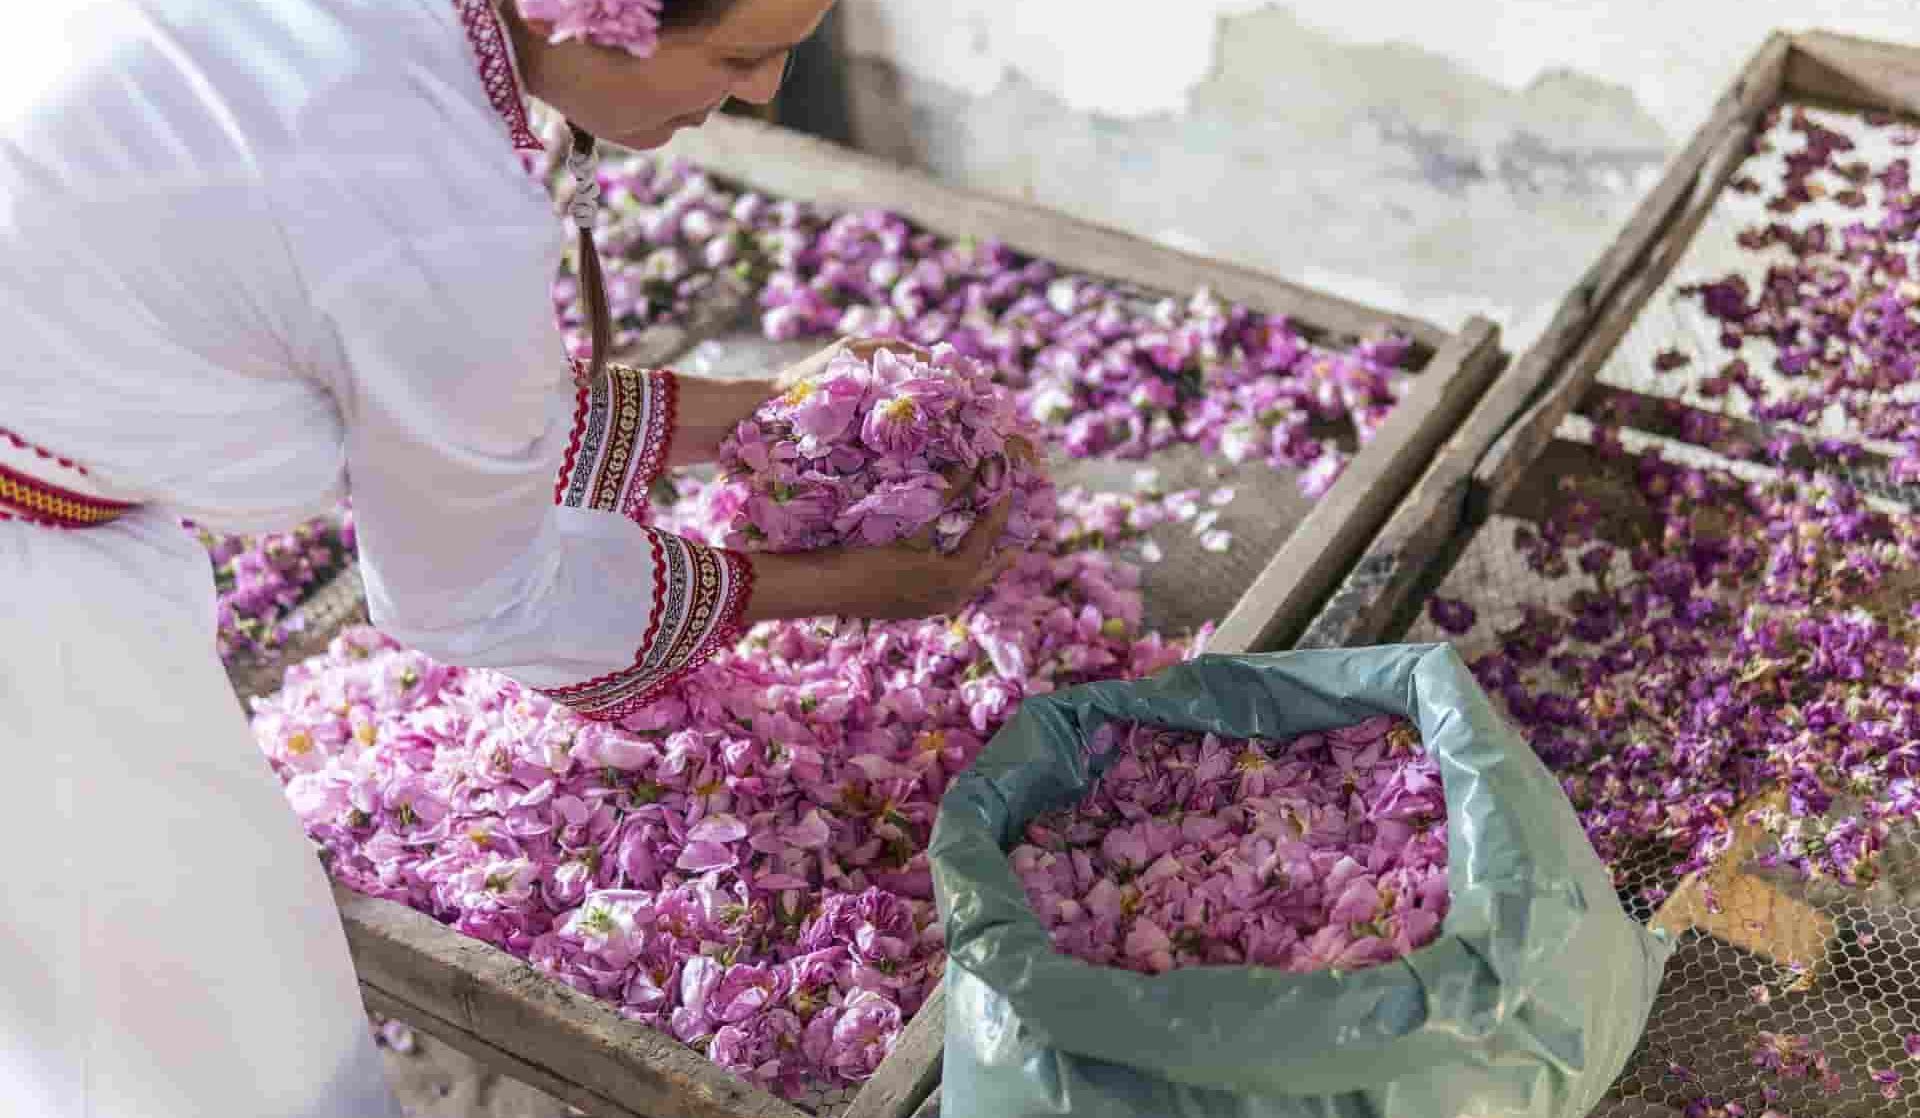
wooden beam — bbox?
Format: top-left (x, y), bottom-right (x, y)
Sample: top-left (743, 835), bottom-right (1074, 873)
top-left (1469, 33), bottom-right (1790, 514)
top-left (652, 116), bottom-right (1449, 354)
top-left (841, 984), bottom-right (946, 1118)
top-left (335, 885), bottom-right (809, 1118)
top-left (1786, 30), bottom-right (1920, 118)
top-left (1293, 362), bottom-right (1513, 650)
top-left (1580, 383), bottom-right (1920, 508)
top-left (1207, 317), bottom-right (1504, 654)
top-left (614, 273), bottom-right (759, 370)
top-left (359, 986), bottom-right (662, 1118)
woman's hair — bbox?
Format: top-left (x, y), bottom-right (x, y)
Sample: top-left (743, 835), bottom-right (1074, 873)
top-left (659, 0), bottom-right (740, 30)
top-left (496, 0), bottom-right (745, 389)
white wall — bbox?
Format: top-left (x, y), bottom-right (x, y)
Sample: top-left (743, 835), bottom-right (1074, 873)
top-left (840, 1), bottom-right (1920, 129)
top-left (827, 1), bottom-right (1920, 343)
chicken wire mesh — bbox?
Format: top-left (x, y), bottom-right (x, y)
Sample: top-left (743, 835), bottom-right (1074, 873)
top-left (1438, 94), bottom-right (1920, 1115)
top-left (1402, 506), bottom-right (1920, 1117)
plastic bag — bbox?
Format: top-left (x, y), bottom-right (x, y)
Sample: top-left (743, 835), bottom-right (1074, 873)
top-left (931, 645), bottom-right (1673, 1118)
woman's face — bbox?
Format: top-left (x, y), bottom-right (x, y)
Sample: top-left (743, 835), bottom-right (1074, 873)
top-left (512, 0), bottom-right (836, 151)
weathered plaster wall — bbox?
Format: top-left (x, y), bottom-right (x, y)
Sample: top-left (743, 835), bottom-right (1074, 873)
top-left (829, 1), bottom-right (1920, 342)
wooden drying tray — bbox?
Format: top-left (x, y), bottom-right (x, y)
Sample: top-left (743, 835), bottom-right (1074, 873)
top-left (1292, 27), bottom-right (1920, 994)
top-left (1303, 29), bottom-right (1920, 653)
top-left (286, 115), bottom-right (1507, 1118)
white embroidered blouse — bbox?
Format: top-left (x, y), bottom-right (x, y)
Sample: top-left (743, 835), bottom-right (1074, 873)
top-left (0, 0), bottom-right (750, 720)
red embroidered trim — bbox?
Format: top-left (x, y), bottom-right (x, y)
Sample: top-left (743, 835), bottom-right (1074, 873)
top-left (720, 547), bottom-right (754, 634)
top-left (451, 0), bottom-right (545, 153)
top-left (3, 429), bottom-right (93, 476)
top-left (553, 364), bottom-right (677, 524)
top-left (554, 365), bottom-right (594, 506)
top-left (0, 428), bottom-right (137, 530)
top-left (625, 368), bottom-right (677, 521)
top-left (534, 534), bottom-right (754, 722)
top-left (637, 527), bottom-right (670, 664)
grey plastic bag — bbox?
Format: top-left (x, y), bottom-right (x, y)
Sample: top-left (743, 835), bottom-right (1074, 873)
top-left (931, 645), bottom-right (1673, 1118)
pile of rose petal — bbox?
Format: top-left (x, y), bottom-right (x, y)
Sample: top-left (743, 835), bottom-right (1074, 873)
top-left (1429, 442), bottom-right (1920, 901)
top-left (253, 473), bottom-right (1200, 1098)
top-left (1416, 103), bottom-right (1920, 1111)
top-left (708, 344), bottom-right (1050, 553)
top-left (194, 505), bottom-right (356, 666)
top-left (1011, 715), bottom-right (1448, 976)
top-left (549, 142), bottom-right (1414, 502)
top-left (1648, 105), bottom-right (1920, 486)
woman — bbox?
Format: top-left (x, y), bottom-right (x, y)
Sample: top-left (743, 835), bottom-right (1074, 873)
top-left (0, 1), bottom-right (1018, 1114)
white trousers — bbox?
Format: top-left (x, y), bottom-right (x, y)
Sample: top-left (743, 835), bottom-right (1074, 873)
top-left (0, 509), bottom-right (400, 1118)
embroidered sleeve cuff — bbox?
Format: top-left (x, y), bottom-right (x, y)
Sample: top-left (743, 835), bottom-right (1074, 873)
top-left (554, 363), bottom-right (678, 523)
top-left (534, 530), bottom-right (754, 723)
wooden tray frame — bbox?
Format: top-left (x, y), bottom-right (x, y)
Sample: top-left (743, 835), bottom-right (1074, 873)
top-left (253, 115), bottom-right (1506, 1118)
top-left (1296, 24), bottom-right (1920, 1034)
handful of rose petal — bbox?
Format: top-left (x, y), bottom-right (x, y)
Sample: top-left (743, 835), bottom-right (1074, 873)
top-left (708, 343), bottom-right (1052, 554)
top-left (1010, 715), bottom-right (1449, 975)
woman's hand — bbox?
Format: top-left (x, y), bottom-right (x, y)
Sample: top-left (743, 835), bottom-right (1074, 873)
top-left (665, 337), bottom-right (931, 470)
top-left (666, 374), bottom-right (778, 470)
top-left (741, 496), bottom-right (1019, 624)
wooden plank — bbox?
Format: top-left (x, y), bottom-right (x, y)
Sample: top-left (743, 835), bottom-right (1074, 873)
top-left (1652, 791), bottom-right (1838, 971)
top-left (1294, 356), bottom-right (1516, 649)
top-left (1582, 382), bottom-right (1920, 508)
top-left (653, 116), bottom-right (1448, 354)
top-left (1786, 30), bottom-right (1920, 118)
top-left (359, 985), bottom-right (659, 1118)
top-left (334, 884), bottom-right (808, 1118)
top-left (1467, 33), bottom-right (1790, 516)
top-left (614, 273), bottom-right (760, 370)
top-left (841, 984), bottom-right (946, 1118)
top-left (1206, 317), bottom-right (1504, 655)
top-left (1473, 118), bottom-right (1764, 513)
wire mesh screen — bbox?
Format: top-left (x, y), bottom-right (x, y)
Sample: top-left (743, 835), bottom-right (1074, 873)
top-left (793, 1082), bottom-right (862, 1117)
top-left (1405, 511), bottom-right (1920, 1116)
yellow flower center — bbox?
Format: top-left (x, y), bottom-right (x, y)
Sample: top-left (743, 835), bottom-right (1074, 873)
top-left (354, 723), bottom-right (377, 746)
top-left (916, 730), bottom-right (948, 753)
top-left (285, 732), bottom-right (313, 756)
top-left (879, 396), bottom-right (918, 423)
top-left (782, 379), bottom-right (816, 406)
